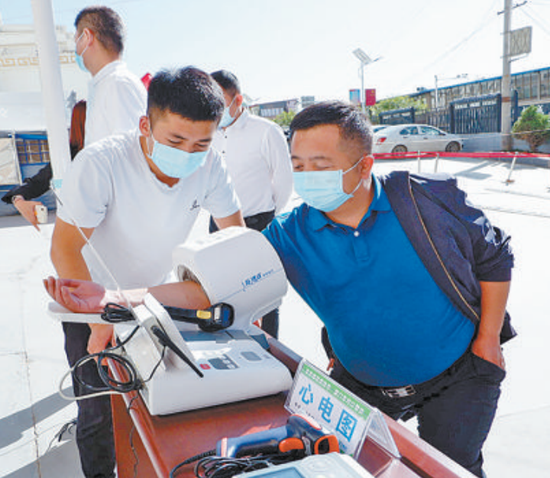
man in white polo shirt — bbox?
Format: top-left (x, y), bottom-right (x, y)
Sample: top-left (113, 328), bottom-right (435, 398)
top-left (210, 70), bottom-right (293, 337)
top-left (51, 67), bottom-right (243, 478)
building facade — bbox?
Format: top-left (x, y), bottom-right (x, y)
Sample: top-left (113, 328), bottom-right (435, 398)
top-left (413, 66), bottom-right (550, 113)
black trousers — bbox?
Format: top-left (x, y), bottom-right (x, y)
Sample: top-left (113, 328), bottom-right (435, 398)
top-left (331, 351), bottom-right (504, 477)
top-left (63, 322), bottom-right (116, 478)
top-left (209, 210), bottom-right (279, 338)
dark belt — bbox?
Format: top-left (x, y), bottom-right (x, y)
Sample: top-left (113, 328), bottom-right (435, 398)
top-left (333, 350), bottom-right (470, 400)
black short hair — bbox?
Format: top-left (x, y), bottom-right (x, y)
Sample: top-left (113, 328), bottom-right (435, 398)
top-left (210, 70), bottom-right (241, 97)
top-left (75, 6), bottom-right (125, 54)
top-left (290, 101), bottom-right (373, 155)
top-left (147, 67), bottom-right (225, 123)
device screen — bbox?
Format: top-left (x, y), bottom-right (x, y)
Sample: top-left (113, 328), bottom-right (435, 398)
top-left (254, 469), bottom-right (304, 477)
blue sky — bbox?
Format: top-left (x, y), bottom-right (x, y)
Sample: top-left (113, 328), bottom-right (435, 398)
top-left (2, 0), bottom-right (550, 103)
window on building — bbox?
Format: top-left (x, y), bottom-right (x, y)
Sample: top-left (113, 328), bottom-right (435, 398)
top-left (531, 72), bottom-right (539, 99)
top-left (514, 75), bottom-right (524, 100)
top-left (541, 70), bottom-right (550, 98)
top-left (523, 74), bottom-right (532, 99)
top-left (449, 87), bottom-right (458, 101)
top-left (441, 91), bottom-right (448, 108)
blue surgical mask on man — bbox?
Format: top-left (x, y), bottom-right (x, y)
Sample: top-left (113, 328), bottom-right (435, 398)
top-left (148, 133), bottom-right (208, 179)
top-left (218, 96), bottom-right (238, 128)
top-left (75, 31), bottom-right (89, 73)
top-left (293, 160), bottom-right (363, 212)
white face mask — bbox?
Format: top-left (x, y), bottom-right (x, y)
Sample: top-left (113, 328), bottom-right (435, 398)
top-left (75, 31), bottom-right (89, 73)
top-left (148, 132), bottom-right (208, 179)
top-left (218, 96), bottom-right (238, 128)
top-left (293, 160), bottom-right (363, 212)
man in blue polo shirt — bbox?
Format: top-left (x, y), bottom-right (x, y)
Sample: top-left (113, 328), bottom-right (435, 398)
top-left (263, 101), bottom-right (513, 477)
top-left (45, 101), bottom-right (514, 477)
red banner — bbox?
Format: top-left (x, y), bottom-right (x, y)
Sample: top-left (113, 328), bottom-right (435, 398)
top-left (365, 89), bottom-right (376, 106)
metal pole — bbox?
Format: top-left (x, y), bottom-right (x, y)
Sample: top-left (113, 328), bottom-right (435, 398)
top-left (434, 75), bottom-right (439, 110)
top-left (360, 64), bottom-right (365, 113)
top-left (417, 151), bottom-right (421, 173)
top-left (505, 155), bottom-right (517, 184)
top-left (31, 0), bottom-right (72, 185)
top-left (434, 153), bottom-right (440, 173)
top-left (501, 0), bottom-right (513, 152)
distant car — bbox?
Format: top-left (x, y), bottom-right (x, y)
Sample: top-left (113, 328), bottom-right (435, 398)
top-left (373, 124), bottom-right (463, 154)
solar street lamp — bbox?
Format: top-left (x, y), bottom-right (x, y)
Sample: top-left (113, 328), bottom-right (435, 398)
top-left (353, 48), bottom-right (380, 112)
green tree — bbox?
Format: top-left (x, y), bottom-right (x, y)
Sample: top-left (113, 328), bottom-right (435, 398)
top-left (512, 105), bottom-right (550, 152)
top-left (368, 96), bottom-right (427, 122)
top-left (272, 110), bottom-right (296, 129)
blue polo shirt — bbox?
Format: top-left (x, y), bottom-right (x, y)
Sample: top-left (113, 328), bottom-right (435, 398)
top-left (263, 176), bottom-right (475, 387)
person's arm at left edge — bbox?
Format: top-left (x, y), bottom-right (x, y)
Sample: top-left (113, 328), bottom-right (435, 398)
top-left (471, 280), bottom-right (510, 370)
top-left (213, 210), bottom-right (245, 229)
top-left (2, 163), bottom-right (53, 230)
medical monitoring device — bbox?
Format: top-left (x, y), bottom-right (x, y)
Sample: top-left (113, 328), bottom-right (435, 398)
top-left (49, 227), bottom-right (293, 415)
top-left (233, 453), bottom-right (374, 478)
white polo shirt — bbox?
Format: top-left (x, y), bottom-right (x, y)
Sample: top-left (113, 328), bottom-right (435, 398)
top-left (58, 130), bottom-right (240, 288)
top-left (212, 110), bottom-right (293, 218)
top-left (85, 60), bottom-right (147, 146)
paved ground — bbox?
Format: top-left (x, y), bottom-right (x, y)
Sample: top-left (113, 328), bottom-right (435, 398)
top-left (0, 156), bottom-right (549, 477)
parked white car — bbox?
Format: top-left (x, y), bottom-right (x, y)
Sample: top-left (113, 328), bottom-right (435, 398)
top-left (373, 124), bottom-right (463, 154)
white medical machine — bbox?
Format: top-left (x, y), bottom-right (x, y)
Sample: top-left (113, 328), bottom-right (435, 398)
top-left (49, 227), bottom-right (293, 415)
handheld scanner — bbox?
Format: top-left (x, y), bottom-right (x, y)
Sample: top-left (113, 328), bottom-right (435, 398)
top-left (164, 302), bottom-right (234, 332)
top-left (286, 414), bottom-right (340, 455)
top-left (216, 414), bottom-right (339, 458)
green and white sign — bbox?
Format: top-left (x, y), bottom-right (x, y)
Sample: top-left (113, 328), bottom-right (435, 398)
top-left (285, 360), bottom-right (399, 459)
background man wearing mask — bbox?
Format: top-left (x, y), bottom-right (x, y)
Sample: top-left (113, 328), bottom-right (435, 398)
top-left (210, 70), bottom-right (293, 337)
top-left (74, 5), bottom-right (147, 146)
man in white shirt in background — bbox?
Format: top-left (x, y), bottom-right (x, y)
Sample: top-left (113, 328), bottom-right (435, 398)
top-left (74, 5), bottom-right (147, 146)
top-left (7, 6), bottom-right (147, 228)
top-left (210, 70), bottom-right (293, 338)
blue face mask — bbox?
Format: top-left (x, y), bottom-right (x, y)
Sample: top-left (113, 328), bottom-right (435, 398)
top-left (149, 134), bottom-right (208, 179)
top-left (293, 160), bottom-right (363, 212)
top-left (218, 96), bottom-right (237, 128)
top-left (75, 32), bottom-right (89, 73)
